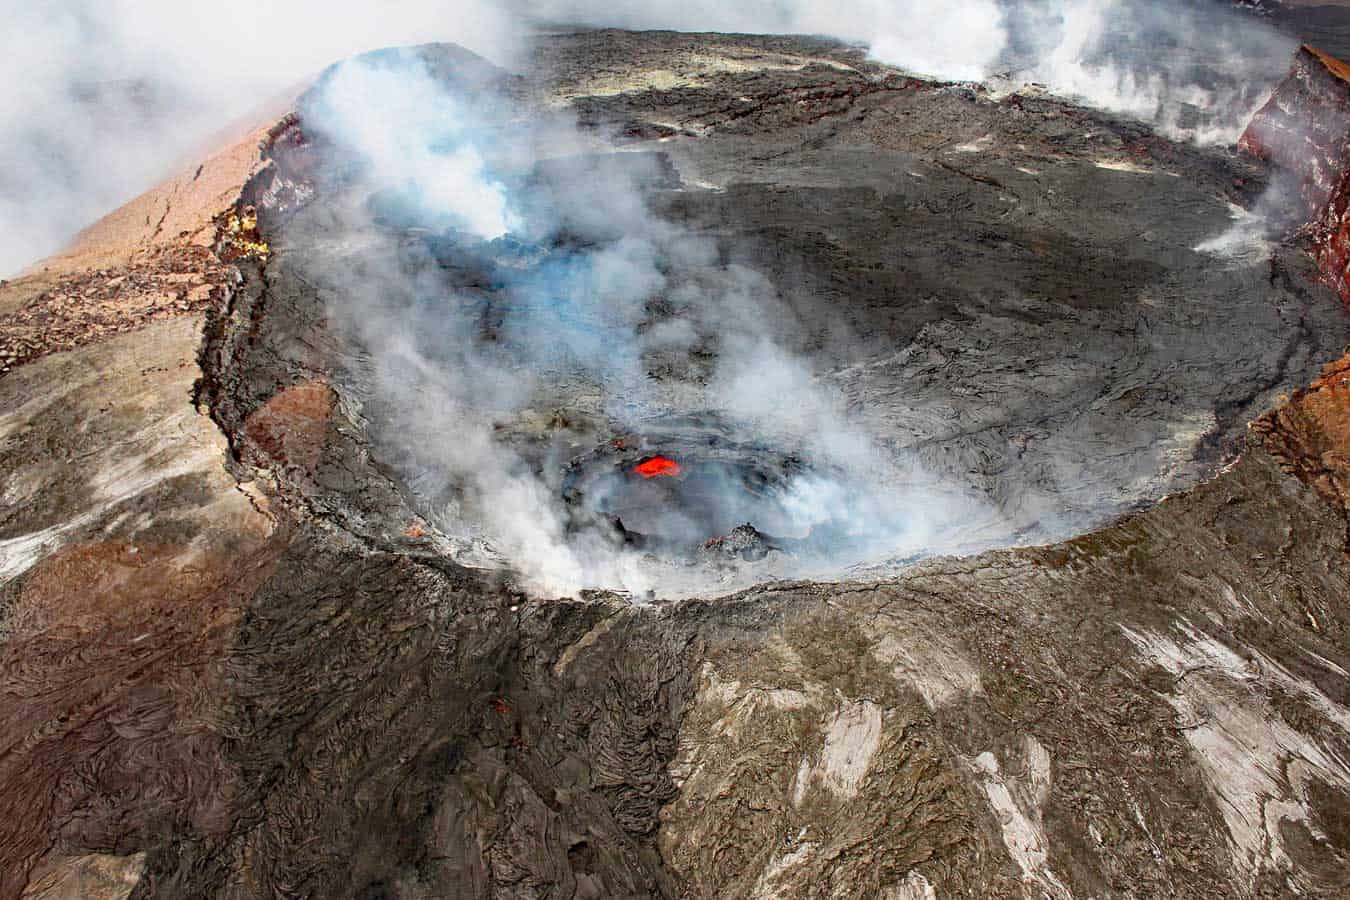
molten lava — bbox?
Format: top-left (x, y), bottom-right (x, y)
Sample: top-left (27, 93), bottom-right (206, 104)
top-left (635, 456), bottom-right (681, 478)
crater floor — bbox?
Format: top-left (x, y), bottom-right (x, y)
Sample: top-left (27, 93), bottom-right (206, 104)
top-left (256, 33), bottom-right (1348, 592)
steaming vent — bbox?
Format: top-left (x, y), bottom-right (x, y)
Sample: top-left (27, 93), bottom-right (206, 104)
top-left (260, 38), bottom-right (1349, 599)
top-left (561, 419), bottom-right (836, 561)
top-left (1239, 43), bottom-right (1350, 308)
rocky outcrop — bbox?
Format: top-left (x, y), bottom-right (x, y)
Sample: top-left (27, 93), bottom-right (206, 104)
top-left (1239, 45), bottom-right (1350, 173)
top-left (0, 86), bottom-right (299, 379)
top-left (1253, 349), bottom-right (1350, 531)
top-left (1241, 43), bottom-right (1350, 307)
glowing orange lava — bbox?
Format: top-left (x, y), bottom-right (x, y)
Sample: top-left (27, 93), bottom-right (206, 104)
top-left (635, 456), bottom-right (681, 478)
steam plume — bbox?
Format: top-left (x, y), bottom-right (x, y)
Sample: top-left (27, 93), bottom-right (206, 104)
top-left (301, 50), bottom-right (997, 594)
top-left (1002, 0), bottom-right (1294, 145)
top-left (1, 1), bottom-right (1301, 276)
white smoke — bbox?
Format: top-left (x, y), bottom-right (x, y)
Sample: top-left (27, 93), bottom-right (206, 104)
top-left (1006, 0), bottom-right (1294, 145)
top-left (0, 0), bottom-right (517, 277)
top-left (523, 0), bottom-right (1009, 81)
top-left (307, 61), bottom-right (517, 238)
top-left (527, 0), bottom-right (1296, 144)
top-left (0, 2), bottom-right (1301, 594)
top-left (301, 51), bottom-right (998, 595)
top-left (0, 0), bottom-right (1302, 276)
top-left (302, 56), bottom-right (675, 594)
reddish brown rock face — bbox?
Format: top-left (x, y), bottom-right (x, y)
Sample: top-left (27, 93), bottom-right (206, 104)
top-left (1253, 351), bottom-right (1350, 527)
top-left (1240, 45), bottom-right (1350, 178)
top-left (242, 381), bottom-right (337, 476)
top-left (1242, 44), bottom-right (1350, 308)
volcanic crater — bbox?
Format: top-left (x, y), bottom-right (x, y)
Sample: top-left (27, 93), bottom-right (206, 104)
top-left (208, 34), bottom-right (1350, 597)
top-left (5, 19), bottom-right (1350, 900)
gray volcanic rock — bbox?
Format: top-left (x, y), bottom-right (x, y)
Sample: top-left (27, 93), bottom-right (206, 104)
top-left (4, 28), bottom-right (1350, 900)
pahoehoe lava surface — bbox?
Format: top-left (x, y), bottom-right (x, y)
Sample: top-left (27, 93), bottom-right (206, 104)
top-left (3, 24), bottom-right (1350, 900)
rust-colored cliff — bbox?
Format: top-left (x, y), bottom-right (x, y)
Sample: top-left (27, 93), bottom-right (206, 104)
top-left (1242, 44), bottom-right (1350, 307)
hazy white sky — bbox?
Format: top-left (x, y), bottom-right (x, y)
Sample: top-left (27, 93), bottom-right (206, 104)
top-left (0, 1), bottom-right (518, 275)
